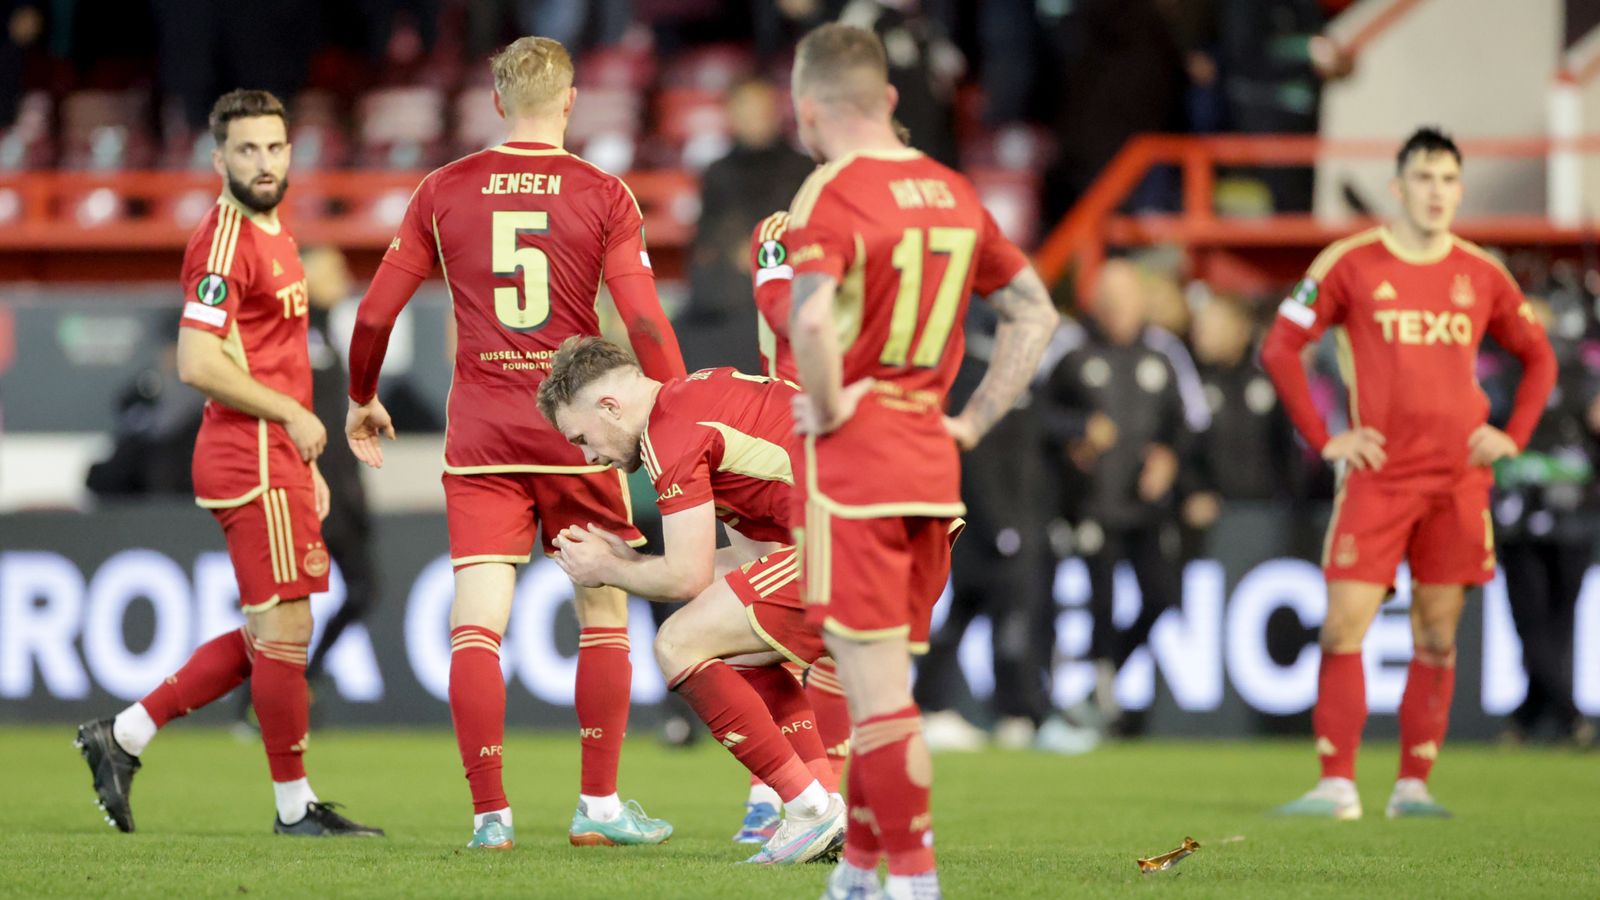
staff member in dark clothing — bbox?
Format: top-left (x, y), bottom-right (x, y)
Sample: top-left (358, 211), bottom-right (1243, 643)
top-left (1485, 292), bottom-right (1597, 746)
top-left (915, 306), bottom-right (1097, 754)
top-left (1042, 260), bottom-right (1191, 729)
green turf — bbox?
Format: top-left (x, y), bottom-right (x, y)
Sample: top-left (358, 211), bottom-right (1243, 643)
top-left (4, 725), bottom-right (1597, 898)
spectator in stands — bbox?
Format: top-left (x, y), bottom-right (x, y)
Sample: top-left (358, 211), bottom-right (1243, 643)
top-left (1484, 289), bottom-right (1598, 748)
top-left (682, 76), bottom-right (810, 370)
top-left (0, 2), bottom-right (43, 129)
top-left (916, 305), bottom-right (1098, 756)
top-left (1041, 260), bottom-right (1193, 734)
top-left (1217, 0), bottom-right (1352, 211)
top-left (839, 0), bottom-right (963, 167)
top-left (1187, 294), bottom-right (1300, 529)
top-left (467, 0), bottom-right (631, 61)
top-left (85, 311), bottom-right (204, 498)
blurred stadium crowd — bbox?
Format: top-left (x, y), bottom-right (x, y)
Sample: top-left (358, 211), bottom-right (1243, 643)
top-left (1, 0), bottom-right (1593, 749)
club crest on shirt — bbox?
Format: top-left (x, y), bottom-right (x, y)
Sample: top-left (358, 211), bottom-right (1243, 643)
top-left (1451, 274), bottom-right (1476, 308)
top-left (757, 239), bottom-right (787, 269)
top-left (196, 273), bottom-right (228, 306)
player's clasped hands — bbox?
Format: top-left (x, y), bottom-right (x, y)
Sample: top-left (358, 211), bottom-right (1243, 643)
top-left (1322, 426), bottom-right (1387, 471)
top-left (345, 397), bottom-right (397, 469)
top-left (552, 524), bottom-right (638, 587)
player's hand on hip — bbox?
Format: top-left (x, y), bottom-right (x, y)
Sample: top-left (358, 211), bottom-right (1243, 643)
top-left (311, 463), bottom-right (331, 522)
top-left (286, 407), bottom-right (327, 462)
top-left (793, 378), bottom-right (875, 436)
top-left (1467, 424), bottom-right (1518, 467)
top-left (345, 397), bottom-right (396, 469)
top-left (1322, 426), bottom-right (1386, 471)
top-left (943, 414), bottom-right (981, 451)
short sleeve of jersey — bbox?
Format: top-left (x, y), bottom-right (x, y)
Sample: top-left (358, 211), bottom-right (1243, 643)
top-left (970, 207), bottom-right (1029, 296)
top-left (1275, 249), bottom-right (1351, 340)
top-left (178, 219), bottom-right (250, 337)
top-left (602, 179), bottom-right (653, 281)
top-left (752, 214), bottom-right (793, 322)
top-left (786, 179), bottom-right (854, 282)
top-left (642, 413), bottom-right (716, 516)
top-left (382, 172), bottom-right (439, 279)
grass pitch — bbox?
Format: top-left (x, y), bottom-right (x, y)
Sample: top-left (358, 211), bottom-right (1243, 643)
top-left (3, 725), bottom-right (1596, 898)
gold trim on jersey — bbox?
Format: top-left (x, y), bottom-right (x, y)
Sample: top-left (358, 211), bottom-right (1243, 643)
top-left (758, 211), bottom-right (789, 242)
top-left (802, 501), bottom-right (830, 606)
top-left (195, 418), bottom-right (270, 509)
top-left (1378, 226), bottom-right (1451, 266)
top-left (696, 421), bottom-right (794, 485)
top-left (757, 314), bottom-right (779, 378)
top-left (831, 235), bottom-right (867, 353)
top-left (823, 617), bottom-right (911, 643)
top-left (1320, 476), bottom-right (1348, 570)
top-left (1307, 227), bottom-right (1385, 281)
top-left (559, 151), bottom-right (644, 217)
top-left (489, 144), bottom-right (571, 157)
top-left (1451, 236), bottom-right (1520, 287)
top-left (787, 148), bottom-right (925, 228)
top-left (240, 595), bottom-right (282, 615)
top-left (1333, 326), bottom-right (1359, 429)
top-left (451, 553), bottom-right (531, 567)
top-left (639, 428), bottom-right (664, 482)
top-left (219, 191), bottom-right (282, 236)
top-left (442, 462), bottom-right (611, 475)
top-left (263, 488), bottom-right (299, 583)
top-left (802, 435), bottom-right (967, 520)
top-left (745, 605), bottom-right (810, 669)
top-left (207, 203), bottom-right (243, 275)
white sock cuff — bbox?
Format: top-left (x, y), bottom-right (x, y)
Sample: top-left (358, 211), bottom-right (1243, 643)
top-left (112, 703), bottom-right (158, 756)
top-left (474, 807), bottom-right (512, 830)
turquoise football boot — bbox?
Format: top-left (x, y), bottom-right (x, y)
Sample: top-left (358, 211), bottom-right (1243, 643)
top-left (1271, 778), bottom-right (1362, 820)
top-left (1386, 779), bottom-right (1453, 818)
top-left (569, 799), bottom-right (673, 846)
top-left (744, 794), bottom-right (846, 864)
top-left (467, 812), bottom-right (514, 849)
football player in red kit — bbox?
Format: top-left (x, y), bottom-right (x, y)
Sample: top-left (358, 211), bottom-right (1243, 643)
top-left (1261, 128), bottom-right (1555, 819)
top-left (74, 90), bottom-right (382, 838)
top-left (783, 26), bottom-right (1059, 900)
top-left (539, 338), bottom-right (849, 865)
top-left (344, 38), bottom-right (685, 849)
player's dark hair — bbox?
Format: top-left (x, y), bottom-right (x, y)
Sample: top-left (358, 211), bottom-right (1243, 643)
top-left (209, 89), bottom-right (287, 146)
top-left (1396, 127), bottom-right (1460, 171)
top-left (537, 336), bottom-right (640, 425)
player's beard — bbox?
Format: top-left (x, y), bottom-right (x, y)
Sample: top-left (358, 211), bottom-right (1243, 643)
top-left (227, 172), bottom-right (289, 213)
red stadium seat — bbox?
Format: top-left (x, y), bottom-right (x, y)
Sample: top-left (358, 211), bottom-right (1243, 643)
top-left (357, 87), bottom-right (446, 169)
top-left (660, 43), bottom-right (754, 93)
top-left (567, 87), bottom-right (643, 146)
top-left (60, 90), bottom-right (155, 171)
top-left (577, 45), bottom-right (656, 92)
top-left (970, 169), bottom-right (1039, 249)
top-left (453, 88), bottom-right (506, 156)
top-left (650, 88), bottom-right (729, 170)
top-left (0, 92), bottom-right (55, 170)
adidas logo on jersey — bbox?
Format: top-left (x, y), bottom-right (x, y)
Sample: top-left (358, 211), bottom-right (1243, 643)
top-left (272, 258), bottom-right (284, 277)
top-left (1373, 281), bottom-right (1397, 301)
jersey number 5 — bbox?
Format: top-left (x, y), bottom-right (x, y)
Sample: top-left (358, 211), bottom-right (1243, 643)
top-left (881, 227), bottom-right (977, 367)
top-left (492, 210), bottom-right (551, 331)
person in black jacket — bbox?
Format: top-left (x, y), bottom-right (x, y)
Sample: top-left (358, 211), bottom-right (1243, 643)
top-left (1042, 260), bottom-right (1192, 730)
top-left (1484, 289), bottom-right (1597, 747)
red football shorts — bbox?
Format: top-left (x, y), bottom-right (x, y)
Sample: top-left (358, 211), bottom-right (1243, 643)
top-left (443, 469), bottom-right (645, 569)
top-left (209, 483), bottom-right (329, 613)
top-left (800, 506), bottom-right (962, 653)
top-left (1322, 475), bottom-right (1495, 586)
top-left (727, 547), bottom-right (825, 667)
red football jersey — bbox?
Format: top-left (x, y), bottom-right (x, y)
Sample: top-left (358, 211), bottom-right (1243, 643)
top-left (640, 368), bottom-right (799, 544)
top-left (178, 194), bottom-right (314, 506)
top-left (1271, 226), bottom-right (1552, 489)
top-left (784, 148), bottom-right (1028, 512)
top-left (381, 142), bottom-right (656, 471)
top-left (752, 211), bottom-right (798, 382)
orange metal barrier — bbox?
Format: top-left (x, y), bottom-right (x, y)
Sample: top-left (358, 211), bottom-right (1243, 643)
top-left (1033, 134), bottom-right (1600, 301)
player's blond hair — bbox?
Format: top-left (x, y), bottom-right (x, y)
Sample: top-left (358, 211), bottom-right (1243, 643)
top-left (491, 36), bottom-right (575, 117)
top-left (792, 24), bottom-right (889, 114)
top-left (537, 336), bottom-right (640, 425)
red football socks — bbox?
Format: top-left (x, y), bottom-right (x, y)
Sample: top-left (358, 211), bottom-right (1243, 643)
top-left (450, 625), bottom-right (508, 814)
top-left (737, 664), bottom-right (837, 793)
top-left (1398, 646), bottom-right (1456, 782)
top-left (805, 659), bottom-right (852, 780)
top-left (669, 659), bottom-right (814, 801)
top-left (842, 739), bottom-right (883, 870)
top-left (251, 638), bottom-right (310, 782)
top-left (1314, 651), bottom-right (1366, 780)
top-left (576, 627), bottom-right (632, 797)
top-left (139, 627), bottom-right (253, 727)
top-left (853, 705), bottom-right (935, 876)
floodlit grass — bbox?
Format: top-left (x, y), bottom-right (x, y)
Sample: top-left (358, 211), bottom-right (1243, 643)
top-left (4, 726), bottom-right (1597, 898)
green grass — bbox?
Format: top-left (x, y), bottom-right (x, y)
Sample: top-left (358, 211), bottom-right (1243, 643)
top-left (4, 726), bottom-right (1598, 898)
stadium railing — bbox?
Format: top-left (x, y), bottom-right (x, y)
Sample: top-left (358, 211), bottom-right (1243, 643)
top-left (1034, 134), bottom-right (1600, 302)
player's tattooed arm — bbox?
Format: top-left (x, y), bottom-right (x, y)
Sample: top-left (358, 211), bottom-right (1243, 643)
top-left (948, 266), bottom-right (1059, 450)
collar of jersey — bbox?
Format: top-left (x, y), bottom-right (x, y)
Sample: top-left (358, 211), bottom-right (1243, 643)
top-left (1378, 226), bottom-right (1452, 266)
top-left (492, 141), bottom-right (568, 157)
top-left (217, 191), bottom-right (283, 235)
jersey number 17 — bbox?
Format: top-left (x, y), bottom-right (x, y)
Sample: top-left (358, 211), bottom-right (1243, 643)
top-left (881, 226), bottom-right (977, 368)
